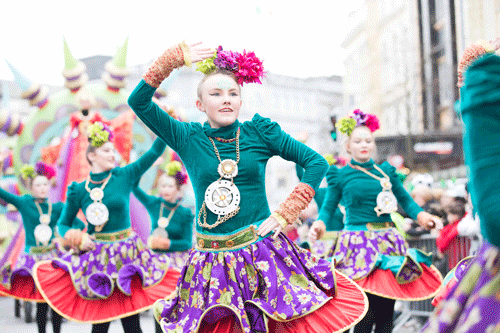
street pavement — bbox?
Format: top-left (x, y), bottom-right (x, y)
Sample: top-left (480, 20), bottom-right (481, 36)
top-left (0, 296), bottom-right (423, 332)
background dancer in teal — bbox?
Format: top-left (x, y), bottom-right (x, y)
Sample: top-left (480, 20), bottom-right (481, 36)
top-left (0, 161), bottom-right (83, 333)
top-left (128, 41), bottom-right (368, 333)
top-left (133, 160), bottom-right (194, 333)
top-left (33, 121), bottom-right (181, 333)
top-left (309, 109), bottom-right (443, 333)
top-left (421, 38), bottom-right (500, 333)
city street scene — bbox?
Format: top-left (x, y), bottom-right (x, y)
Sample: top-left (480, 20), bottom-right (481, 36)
top-left (0, 0), bottom-right (499, 332)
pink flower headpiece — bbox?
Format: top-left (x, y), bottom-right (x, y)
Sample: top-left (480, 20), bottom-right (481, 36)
top-left (196, 46), bottom-right (265, 85)
top-left (35, 162), bottom-right (57, 180)
top-left (336, 109), bottom-right (380, 136)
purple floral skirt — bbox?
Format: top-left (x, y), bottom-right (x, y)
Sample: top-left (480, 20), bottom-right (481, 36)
top-left (0, 244), bottom-right (65, 301)
top-left (317, 228), bottom-right (442, 300)
top-left (52, 233), bottom-right (170, 299)
top-left (154, 232), bottom-right (368, 333)
top-left (421, 242), bottom-right (500, 332)
top-left (162, 250), bottom-right (191, 271)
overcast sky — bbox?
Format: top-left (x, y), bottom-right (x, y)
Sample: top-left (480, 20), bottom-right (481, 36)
top-left (0, 0), bottom-right (362, 86)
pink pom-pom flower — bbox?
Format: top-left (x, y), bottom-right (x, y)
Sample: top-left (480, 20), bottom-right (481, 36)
top-left (35, 162), bottom-right (57, 180)
top-left (364, 114), bottom-right (380, 132)
top-left (235, 50), bottom-right (265, 85)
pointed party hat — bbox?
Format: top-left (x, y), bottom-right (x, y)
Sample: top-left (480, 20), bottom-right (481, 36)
top-left (5, 60), bottom-right (49, 109)
top-left (61, 37), bottom-right (88, 92)
top-left (102, 38), bottom-right (130, 92)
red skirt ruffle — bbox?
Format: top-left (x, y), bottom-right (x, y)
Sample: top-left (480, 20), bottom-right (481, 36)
top-left (198, 272), bottom-right (369, 333)
top-left (34, 261), bottom-right (180, 323)
top-left (356, 264), bottom-right (442, 300)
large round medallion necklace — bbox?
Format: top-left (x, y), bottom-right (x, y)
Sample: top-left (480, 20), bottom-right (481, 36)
top-left (153, 201), bottom-right (180, 238)
top-left (34, 199), bottom-right (52, 246)
top-left (198, 128), bottom-right (241, 229)
top-left (349, 163), bottom-right (398, 216)
top-left (84, 172), bottom-right (113, 232)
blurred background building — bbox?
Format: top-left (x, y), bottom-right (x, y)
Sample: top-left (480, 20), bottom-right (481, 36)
top-left (340, 0), bottom-right (500, 180)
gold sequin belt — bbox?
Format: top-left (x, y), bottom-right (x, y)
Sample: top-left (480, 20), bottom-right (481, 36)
top-left (196, 225), bottom-right (259, 252)
top-left (94, 228), bottom-right (133, 242)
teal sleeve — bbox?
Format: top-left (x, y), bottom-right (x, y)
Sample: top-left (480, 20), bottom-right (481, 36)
top-left (252, 114), bottom-right (328, 191)
top-left (460, 54), bottom-right (500, 247)
top-left (0, 186), bottom-right (22, 208)
top-left (169, 211), bottom-right (194, 252)
top-left (128, 80), bottom-right (192, 151)
top-left (122, 138), bottom-right (167, 182)
top-left (132, 182), bottom-right (156, 207)
top-left (295, 164), bottom-right (305, 181)
top-left (314, 188), bottom-right (326, 208)
top-left (56, 182), bottom-right (82, 237)
top-left (383, 162), bottom-right (423, 220)
top-left (318, 166), bottom-right (341, 223)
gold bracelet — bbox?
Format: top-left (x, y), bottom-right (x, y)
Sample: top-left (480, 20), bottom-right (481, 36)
top-left (179, 40), bottom-right (192, 67)
top-left (147, 236), bottom-right (153, 249)
top-left (271, 212), bottom-right (289, 229)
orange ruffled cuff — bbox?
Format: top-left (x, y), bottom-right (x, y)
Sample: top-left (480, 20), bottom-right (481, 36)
top-left (458, 40), bottom-right (494, 87)
top-left (275, 182), bottom-right (315, 225)
top-left (143, 44), bottom-right (186, 88)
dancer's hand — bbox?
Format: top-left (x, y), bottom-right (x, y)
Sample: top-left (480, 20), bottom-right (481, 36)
top-left (417, 211), bottom-right (443, 230)
top-left (149, 236), bottom-right (171, 250)
top-left (79, 234), bottom-right (96, 252)
top-left (187, 42), bottom-right (215, 64)
top-left (64, 229), bottom-right (84, 248)
top-left (308, 220), bottom-right (326, 244)
top-left (257, 216), bottom-right (283, 239)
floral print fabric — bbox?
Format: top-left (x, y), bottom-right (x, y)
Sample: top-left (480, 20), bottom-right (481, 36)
top-left (154, 234), bottom-right (336, 333)
top-left (422, 242), bottom-right (500, 333)
top-left (52, 234), bottom-right (170, 299)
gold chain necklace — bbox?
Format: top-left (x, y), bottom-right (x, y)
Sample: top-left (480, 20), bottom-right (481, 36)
top-left (33, 199), bottom-right (53, 246)
top-left (84, 172), bottom-right (113, 232)
top-left (349, 163), bottom-right (398, 216)
top-left (34, 200), bottom-right (52, 223)
top-left (158, 202), bottom-right (180, 228)
top-left (198, 128), bottom-right (241, 229)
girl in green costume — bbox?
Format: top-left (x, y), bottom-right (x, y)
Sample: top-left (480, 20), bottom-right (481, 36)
top-left (309, 110), bottom-right (443, 333)
top-left (128, 41), bottom-right (369, 333)
top-left (32, 121), bottom-right (181, 333)
top-left (0, 161), bottom-right (83, 333)
top-left (133, 160), bottom-right (194, 333)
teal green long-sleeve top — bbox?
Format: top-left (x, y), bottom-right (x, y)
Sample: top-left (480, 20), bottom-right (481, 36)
top-left (0, 188), bottom-right (84, 252)
top-left (132, 185), bottom-right (194, 252)
top-left (295, 164), bottom-right (344, 231)
top-left (318, 159), bottom-right (423, 228)
top-left (460, 53), bottom-right (500, 248)
top-left (57, 138), bottom-right (167, 237)
top-left (128, 80), bottom-right (329, 235)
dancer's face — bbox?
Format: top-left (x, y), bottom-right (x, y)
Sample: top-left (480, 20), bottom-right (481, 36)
top-left (31, 175), bottom-right (50, 199)
top-left (88, 142), bottom-right (116, 172)
top-left (158, 174), bottom-right (180, 203)
top-left (196, 74), bottom-right (242, 128)
top-left (347, 126), bottom-right (375, 163)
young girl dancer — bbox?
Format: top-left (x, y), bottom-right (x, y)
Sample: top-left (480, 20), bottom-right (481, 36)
top-left (0, 162), bottom-right (83, 333)
top-left (133, 160), bottom-right (194, 333)
top-left (33, 122), bottom-right (180, 332)
top-left (128, 41), bottom-right (368, 333)
top-left (309, 110), bottom-right (443, 333)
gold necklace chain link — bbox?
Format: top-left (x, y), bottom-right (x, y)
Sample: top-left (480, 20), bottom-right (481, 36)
top-left (349, 163), bottom-right (390, 181)
top-left (85, 172), bottom-right (113, 197)
top-left (160, 202), bottom-right (180, 220)
top-left (34, 200), bottom-right (52, 220)
top-left (198, 128), bottom-right (241, 229)
top-left (207, 128), bottom-right (240, 164)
